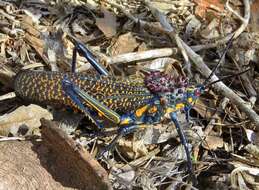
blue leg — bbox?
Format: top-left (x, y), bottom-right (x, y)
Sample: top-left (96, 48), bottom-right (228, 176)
top-left (184, 106), bottom-right (191, 123)
top-left (62, 76), bottom-right (104, 129)
top-left (70, 37), bottom-right (109, 76)
top-left (71, 46), bottom-right (77, 73)
top-left (97, 125), bottom-right (140, 158)
top-left (170, 112), bottom-right (197, 184)
top-left (84, 129), bottom-right (118, 138)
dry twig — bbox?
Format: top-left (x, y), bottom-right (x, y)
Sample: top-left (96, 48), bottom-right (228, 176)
top-left (0, 92), bottom-right (16, 101)
top-left (106, 48), bottom-right (177, 65)
top-left (0, 136), bottom-right (25, 142)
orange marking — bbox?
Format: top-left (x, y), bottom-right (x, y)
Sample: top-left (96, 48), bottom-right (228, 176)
top-left (135, 105), bottom-right (148, 117)
top-left (148, 106), bottom-right (157, 113)
top-left (176, 103), bottom-right (184, 110)
top-left (98, 112), bottom-right (104, 117)
top-left (120, 118), bottom-right (130, 125)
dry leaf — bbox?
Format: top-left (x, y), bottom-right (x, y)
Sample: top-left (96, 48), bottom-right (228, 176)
top-left (110, 165), bottom-right (135, 185)
top-left (150, 1), bottom-right (174, 14)
top-left (0, 104), bottom-right (53, 136)
top-left (194, 0), bottom-right (224, 18)
top-left (202, 135), bottom-right (223, 150)
top-left (118, 137), bottom-right (149, 159)
top-left (245, 144), bottom-right (259, 160)
top-left (109, 32), bottom-right (139, 56)
top-left (185, 16), bottom-right (201, 37)
top-left (231, 166), bottom-right (259, 189)
top-left (194, 98), bottom-right (216, 119)
top-left (96, 9), bottom-right (117, 38)
top-left (200, 18), bottom-right (220, 39)
top-left (244, 129), bottom-right (256, 144)
top-left (144, 57), bottom-right (179, 71)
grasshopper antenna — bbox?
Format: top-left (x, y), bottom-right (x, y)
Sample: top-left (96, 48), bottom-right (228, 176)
top-left (205, 68), bottom-right (251, 87)
top-left (204, 34), bottom-right (235, 85)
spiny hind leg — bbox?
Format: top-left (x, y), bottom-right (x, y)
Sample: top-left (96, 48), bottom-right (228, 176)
top-left (62, 76), bottom-right (122, 124)
top-left (61, 77), bottom-right (150, 158)
top-left (70, 37), bottom-right (109, 76)
top-left (62, 76), bottom-right (105, 129)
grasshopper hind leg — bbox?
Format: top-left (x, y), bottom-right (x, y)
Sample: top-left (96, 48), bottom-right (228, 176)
top-left (71, 46), bottom-right (77, 73)
top-left (70, 38), bottom-right (109, 76)
top-left (62, 77), bottom-right (104, 129)
top-left (61, 76), bottom-right (140, 158)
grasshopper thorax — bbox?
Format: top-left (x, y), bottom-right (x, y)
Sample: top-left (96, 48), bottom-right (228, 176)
top-left (144, 71), bottom-right (205, 109)
top-left (144, 71), bottom-right (188, 93)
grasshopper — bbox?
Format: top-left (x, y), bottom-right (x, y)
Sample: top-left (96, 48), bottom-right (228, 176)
top-left (14, 36), bottom-right (248, 183)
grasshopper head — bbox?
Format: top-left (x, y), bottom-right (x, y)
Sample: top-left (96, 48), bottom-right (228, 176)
top-left (187, 84), bottom-right (205, 98)
top-left (182, 84), bottom-right (205, 105)
top-left (158, 84), bottom-right (205, 111)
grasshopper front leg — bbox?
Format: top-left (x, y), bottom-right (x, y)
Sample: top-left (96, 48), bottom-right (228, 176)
top-left (170, 112), bottom-right (197, 184)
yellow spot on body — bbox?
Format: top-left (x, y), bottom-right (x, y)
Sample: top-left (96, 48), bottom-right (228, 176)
top-left (166, 107), bottom-right (175, 113)
top-left (188, 97), bottom-right (193, 103)
top-left (98, 112), bottom-right (104, 117)
top-left (120, 118), bottom-right (130, 125)
top-left (176, 103), bottom-right (184, 110)
top-left (135, 105), bottom-right (148, 117)
top-left (109, 99), bottom-right (113, 105)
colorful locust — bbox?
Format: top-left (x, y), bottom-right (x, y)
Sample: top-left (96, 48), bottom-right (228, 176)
top-left (14, 37), bottom-right (232, 182)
